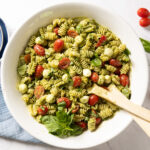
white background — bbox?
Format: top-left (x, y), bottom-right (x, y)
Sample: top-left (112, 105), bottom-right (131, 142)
top-left (0, 0), bottom-right (150, 149)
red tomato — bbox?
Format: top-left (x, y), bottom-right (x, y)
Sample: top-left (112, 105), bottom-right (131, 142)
top-left (35, 65), bottom-right (44, 78)
top-left (96, 117), bottom-right (102, 125)
top-left (77, 122), bottom-right (87, 129)
top-left (91, 72), bottom-right (99, 82)
top-left (24, 54), bottom-right (31, 64)
top-left (89, 94), bottom-right (99, 106)
top-left (57, 97), bottom-right (71, 108)
top-left (139, 18), bottom-right (150, 27)
top-left (37, 105), bottom-right (48, 115)
top-left (59, 58), bottom-right (70, 69)
top-left (73, 76), bottom-right (81, 87)
top-left (120, 74), bottom-right (129, 87)
top-left (109, 59), bottom-right (122, 67)
top-left (72, 105), bottom-right (79, 113)
top-left (67, 30), bottom-right (78, 38)
top-left (34, 44), bottom-right (45, 56)
top-left (34, 86), bottom-right (45, 99)
top-left (137, 8), bottom-right (149, 18)
top-left (54, 39), bottom-right (64, 52)
top-left (115, 68), bottom-right (121, 75)
top-left (96, 35), bottom-right (107, 47)
top-left (53, 27), bottom-right (59, 35)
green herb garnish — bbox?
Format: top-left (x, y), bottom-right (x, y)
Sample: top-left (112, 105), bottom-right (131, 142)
top-left (91, 58), bottom-right (102, 67)
top-left (124, 48), bottom-right (131, 56)
top-left (140, 38), bottom-right (150, 53)
top-left (41, 111), bottom-right (83, 138)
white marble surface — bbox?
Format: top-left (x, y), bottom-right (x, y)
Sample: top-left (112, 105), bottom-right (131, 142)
top-left (0, 0), bottom-right (150, 149)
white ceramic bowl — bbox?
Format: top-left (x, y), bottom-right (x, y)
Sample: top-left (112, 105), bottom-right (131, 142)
top-left (1, 0), bottom-right (149, 149)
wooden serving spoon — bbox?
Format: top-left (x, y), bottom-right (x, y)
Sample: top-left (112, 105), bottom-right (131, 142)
top-left (88, 84), bottom-right (150, 137)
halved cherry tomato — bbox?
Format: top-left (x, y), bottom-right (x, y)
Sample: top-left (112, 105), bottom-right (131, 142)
top-left (109, 59), bottom-right (122, 67)
top-left (91, 72), bottom-right (99, 83)
top-left (54, 39), bottom-right (64, 52)
top-left (115, 68), bottom-right (121, 75)
top-left (35, 65), bottom-right (44, 78)
top-left (57, 97), bottom-right (71, 108)
top-left (120, 74), bottom-right (129, 87)
top-left (96, 35), bottom-right (107, 47)
top-left (53, 27), bottom-right (59, 35)
top-left (139, 18), bottom-right (150, 27)
top-left (59, 57), bottom-right (70, 69)
top-left (37, 105), bottom-right (48, 115)
top-left (137, 8), bottom-right (149, 18)
top-left (89, 94), bottom-right (99, 106)
top-left (96, 117), bottom-right (102, 125)
top-left (73, 76), bottom-right (81, 87)
top-left (67, 30), bottom-right (78, 38)
top-left (77, 122), bottom-right (87, 130)
top-left (34, 86), bottom-right (45, 99)
top-left (34, 44), bottom-right (45, 56)
top-left (24, 54), bottom-right (31, 64)
top-left (72, 105), bottom-right (79, 113)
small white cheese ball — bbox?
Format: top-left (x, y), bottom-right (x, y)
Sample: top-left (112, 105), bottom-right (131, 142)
top-left (105, 75), bottom-right (111, 84)
top-left (104, 48), bottom-right (113, 57)
top-left (18, 84), bottom-right (28, 94)
top-left (80, 96), bottom-right (89, 103)
top-left (62, 74), bottom-right (69, 83)
top-left (46, 94), bottom-right (55, 103)
top-left (75, 35), bottom-right (83, 45)
top-left (83, 69), bottom-right (91, 77)
top-left (43, 69), bottom-right (51, 78)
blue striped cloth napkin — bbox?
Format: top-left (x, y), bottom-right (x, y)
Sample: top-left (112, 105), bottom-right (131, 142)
top-left (0, 85), bottom-right (40, 143)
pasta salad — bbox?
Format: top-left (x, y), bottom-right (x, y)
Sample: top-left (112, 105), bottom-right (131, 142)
top-left (17, 17), bottom-right (131, 138)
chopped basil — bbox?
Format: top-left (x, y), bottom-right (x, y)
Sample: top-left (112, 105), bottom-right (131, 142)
top-left (91, 58), bottom-right (102, 67)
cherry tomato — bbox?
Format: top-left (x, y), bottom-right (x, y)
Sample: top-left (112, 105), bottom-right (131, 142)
top-left (114, 68), bottom-right (121, 75)
top-left (35, 65), bottom-right (44, 78)
top-left (37, 105), bottom-right (48, 115)
top-left (89, 94), bottom-right (99, 106)
top-left (139, 18), bottom-right (150, 27)
top-left (120, 74), bottom-right (129, 87)
top-left (53, 27), bottom-right (59, 35)
top-left (72, 105), bottom-right (79, 113)
top-left (24, 54), bottom-right (31, 64)
top-left (91, 72), bottom-right (99, 82)
top-left (59, 57), bottom-right (70, 69)
top-left (109, 59), bottom-right (122, 67)
top-left (57, 97), bottom-right (71, 108)
top-left (34, 44), bottom-right (45, 56)
top-left (73, 76), bottom-right (81, 87)
top-left (96, 35), bottom-right (107, 47)
top-left (96, 117), bottom-right (102, 125)
top-left (67, 30), bottom-right (78, 38)
top-left (77, 122), bottom-right (87, 130)
top-left (137, 8), bottom-right (149, 18)
top-left (54, 39), bottom-right (64, 52)
top-left (34, 86), bottom-right (45, 99)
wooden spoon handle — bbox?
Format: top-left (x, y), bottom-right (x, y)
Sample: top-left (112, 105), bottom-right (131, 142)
top-left (88, 84), bottom-right (150, 123)
top-left (133, 115), bottom-right (150, 137)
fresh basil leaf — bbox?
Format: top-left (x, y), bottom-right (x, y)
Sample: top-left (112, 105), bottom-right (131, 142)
top-left (17, 64), bottom-right (27, 76)
top-left (58, 101), bottom-right (66, 107)
top-left (70, 124), bottom-right (83, 136)
top-left (91, 58), bottom-right (102, 67)
top-left (76, 25), bottom-right (82, 34)
top-left (124, 48), bottom-right (131, 56)
top-left (140, 38), bottom-right (150, 53)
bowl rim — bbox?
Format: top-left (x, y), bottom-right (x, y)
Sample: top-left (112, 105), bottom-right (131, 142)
top-left (1, 0), bottom-right (149, 149)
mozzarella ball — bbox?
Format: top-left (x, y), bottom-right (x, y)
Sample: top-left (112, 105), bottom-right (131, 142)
top-left (18, 84), bottom-right (28, 94)
top-left (105, 75), bottom-right (111, 84)
top-left (104, 48), bottom-right (113, 57)
top-left (80, 96), bottom-right (89, 103)
top-left (43, 69), bottom-right (51, 78)
top-left (46, 94), bottom-right (55, 103)
top-left (62, 74), bottom-right (69, 83)
top-left (83, 69), bottom-right (91, 77)
top-left (49, 60), bottom-right (59, 68)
